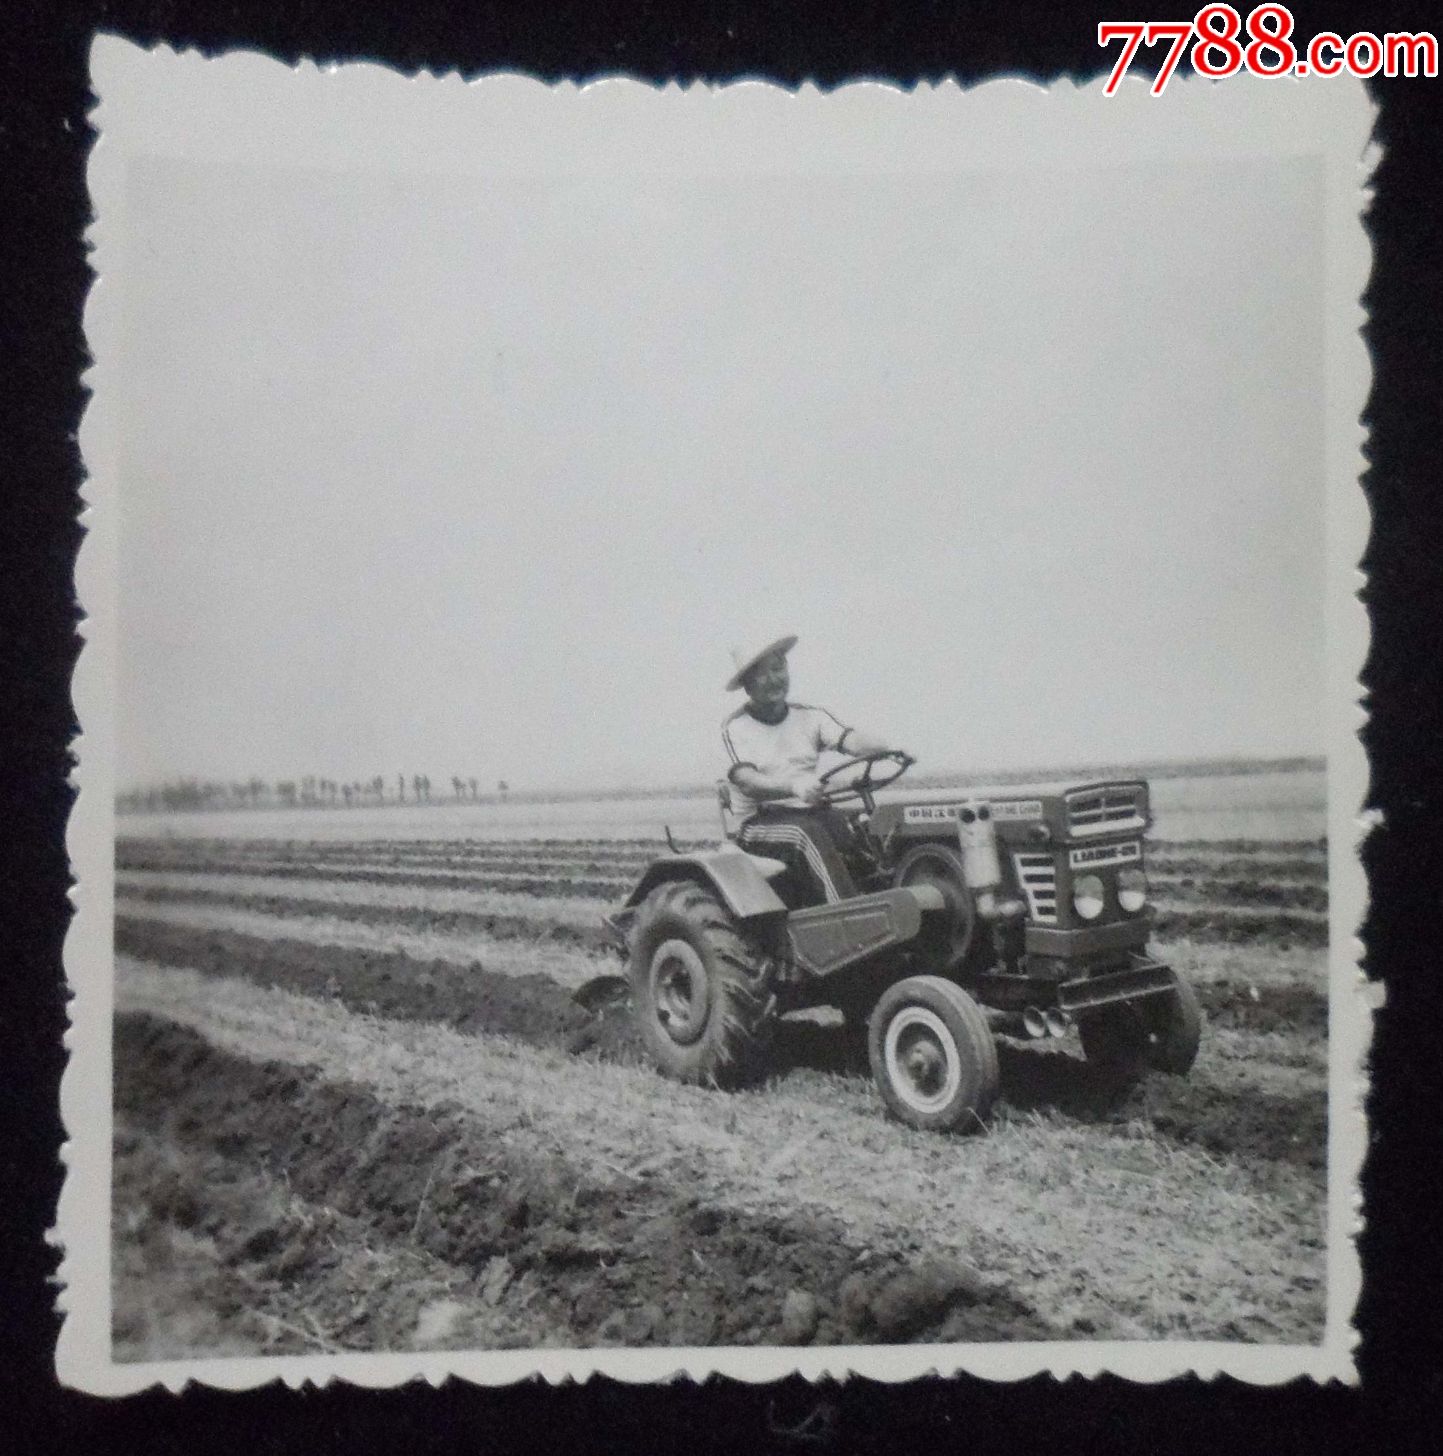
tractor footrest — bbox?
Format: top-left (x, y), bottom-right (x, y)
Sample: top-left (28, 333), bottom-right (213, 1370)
top-left (788, 885), bottom-right (944, 979)
top-left (1057, 960), bottom-right (1175, 1015)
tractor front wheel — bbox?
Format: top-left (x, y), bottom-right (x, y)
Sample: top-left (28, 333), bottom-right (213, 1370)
top-left (868, 976), bottom-right (998, 1133)
top-left (1078, 968), bottom-right (1202, 1081)
top-left (628, 881), bottom-right (776, 1088)
top-left (1146, 970), bottom-right (1203, 1074)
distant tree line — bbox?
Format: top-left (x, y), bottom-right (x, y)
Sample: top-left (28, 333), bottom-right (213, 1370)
top-left (116, 773), bottom-right (512, 814)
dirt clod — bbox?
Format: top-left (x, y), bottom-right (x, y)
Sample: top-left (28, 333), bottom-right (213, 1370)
top-left (479, 1257), bottom-right (513, 1306)
top-left (867, 1262), bottom-right (987, 1341)
top-left (834, 1260), bottom-right (992, 1342)
top-left (414, 1299), bottom-right (468, 1346)
top-left (778, 1290), bottom-right (820, 1345)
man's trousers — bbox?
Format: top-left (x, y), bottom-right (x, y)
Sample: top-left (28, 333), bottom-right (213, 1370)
top-left (736, 807), bottom-right (858, 905)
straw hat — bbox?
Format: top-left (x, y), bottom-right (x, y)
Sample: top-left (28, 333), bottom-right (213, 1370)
top-left (725, 634), bottom-right (798, 692)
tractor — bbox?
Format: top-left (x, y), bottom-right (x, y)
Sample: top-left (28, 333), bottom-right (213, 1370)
top-left (592, 752), bottom-right (1201, 1133)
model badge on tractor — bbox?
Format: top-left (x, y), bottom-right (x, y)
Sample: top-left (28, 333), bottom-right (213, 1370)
top-left (589, 753), bottom-right (1201, 1134)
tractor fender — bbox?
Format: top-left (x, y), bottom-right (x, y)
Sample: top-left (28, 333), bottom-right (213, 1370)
top-left (621, 849), bottom-right (789, 923)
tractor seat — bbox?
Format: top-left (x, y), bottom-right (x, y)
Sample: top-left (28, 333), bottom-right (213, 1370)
top-left (715, 780), bottom-right (787, 880)
top-left (742, 851), bottom-right (788, 881)
top-left (716, 841), bottom-right (789, 881)
top-left (716, 776), bottom-right (742, 841)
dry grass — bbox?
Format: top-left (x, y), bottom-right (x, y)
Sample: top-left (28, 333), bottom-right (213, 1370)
top-left (115, 891), bottom-right (1327, 1004)
top-left (116, 957), bottom-right (1325, 1341)
top-left (1158, 936), bottom-right (1326, 990)
top-left (116, 871), bottom-right (609, 929)
top-left (120, 843), bottom-right (653, 874)
top-left (116, 875), bottom-right (1331, 975)
top-left (110, 906), bottom-right (1330, 1061)
top-left (1152, 895), bottom-right (1325, 926)
top-left (113, 898), bottom-right (615, 991)
top-left (122, 856), bottom-right (626, 886)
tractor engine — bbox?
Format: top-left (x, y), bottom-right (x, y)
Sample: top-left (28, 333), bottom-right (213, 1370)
top-left (868, 779), bottom-right (1156, 979)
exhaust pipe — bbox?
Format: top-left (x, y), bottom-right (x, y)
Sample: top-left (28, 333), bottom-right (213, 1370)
top-left (988, 1007), bottom-right (1074, 1040)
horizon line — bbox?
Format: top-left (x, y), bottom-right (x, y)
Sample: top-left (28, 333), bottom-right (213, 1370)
top-left (115, 751), bottom-right (1327, 812)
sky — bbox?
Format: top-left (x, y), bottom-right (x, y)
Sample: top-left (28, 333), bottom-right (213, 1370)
top-left (114, 149), bottom-right (1327, 794)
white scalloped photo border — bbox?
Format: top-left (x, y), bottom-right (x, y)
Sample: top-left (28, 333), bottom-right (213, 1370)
top-left (60, 35), bottom-right (1376, 1392)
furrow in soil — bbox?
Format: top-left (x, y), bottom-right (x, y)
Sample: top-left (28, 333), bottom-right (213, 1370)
top-left (115, 1011), bottom-right (1055, 1349)
top-left (114, 917), bottom-right (1328, 1163)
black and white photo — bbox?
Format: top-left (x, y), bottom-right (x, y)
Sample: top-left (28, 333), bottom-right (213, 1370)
top-left (60, 40), bottom-right (1373, 1389)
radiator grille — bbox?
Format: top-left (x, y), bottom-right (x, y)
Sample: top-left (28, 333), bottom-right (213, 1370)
top-left (1012, 852), bottom-right (1058, 924)
top-left (1066, 784), bottom-right (1146, 838)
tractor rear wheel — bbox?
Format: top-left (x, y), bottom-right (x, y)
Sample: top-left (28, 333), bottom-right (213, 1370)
top-left (627, 880), bottom-right (776, 1088)
top-left (868, 975), bottom-right (998, 1133)
top-left (1078, 968), bottom-right (1202, 1081)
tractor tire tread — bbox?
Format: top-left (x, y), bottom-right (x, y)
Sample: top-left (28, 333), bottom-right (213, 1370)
top-left (628, 879), bottom-right (776, 1089)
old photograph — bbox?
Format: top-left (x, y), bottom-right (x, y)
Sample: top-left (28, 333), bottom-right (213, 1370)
top-left (61, 40), bottom-right (1373, 1389)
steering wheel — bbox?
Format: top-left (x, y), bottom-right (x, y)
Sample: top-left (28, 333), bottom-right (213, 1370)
top-left (816, 750), bottom-right (914, 812)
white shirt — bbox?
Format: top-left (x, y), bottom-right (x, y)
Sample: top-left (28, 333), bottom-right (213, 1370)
top-left (722, 702), bottom-right (852, 811)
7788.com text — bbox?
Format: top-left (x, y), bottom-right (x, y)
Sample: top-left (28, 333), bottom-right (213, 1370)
top-left (1099, 4), bottom-right (1438, 95)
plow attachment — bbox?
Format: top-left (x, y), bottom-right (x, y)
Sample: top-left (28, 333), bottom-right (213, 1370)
top-left (572, 974), bottom-right (629, 1013)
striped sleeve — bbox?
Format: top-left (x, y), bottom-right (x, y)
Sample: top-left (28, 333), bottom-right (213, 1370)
top-left (800, 705), bottom-right (851, 754)
top-left (721, 712), bottom-right (758, 776)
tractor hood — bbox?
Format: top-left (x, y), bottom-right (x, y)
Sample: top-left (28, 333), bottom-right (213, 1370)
top-left (868, 779), bottom-right (1151, 847)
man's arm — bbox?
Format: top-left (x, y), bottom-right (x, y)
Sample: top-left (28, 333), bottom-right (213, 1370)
top-left (837, 726), bottom-right (894, 757)
top-left (730, 765), bottom-right (824, 805)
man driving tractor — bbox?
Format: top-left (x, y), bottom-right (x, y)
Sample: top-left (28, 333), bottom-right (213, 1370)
top-left (589, 634), bottom-right (1201, 1130)
top-left (722, 634), bottom-right (907, 907)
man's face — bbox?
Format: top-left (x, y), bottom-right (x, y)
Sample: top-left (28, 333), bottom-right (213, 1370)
top-left (745, 651), bottom-right (790, 712)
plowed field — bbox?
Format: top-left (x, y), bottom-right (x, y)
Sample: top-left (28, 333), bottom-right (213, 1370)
top-left (111, 832), bottom-right (1331, 1360)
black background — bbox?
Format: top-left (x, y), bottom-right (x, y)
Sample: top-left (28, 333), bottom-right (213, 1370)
top-left (3, 1), bottom-right (1441, 1451)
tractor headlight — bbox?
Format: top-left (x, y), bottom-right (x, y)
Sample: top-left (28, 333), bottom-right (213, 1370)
top-left (1118, 866), bottom-right (1148, 913)
top-left (1072, 874), bottom-right (1105, 920)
